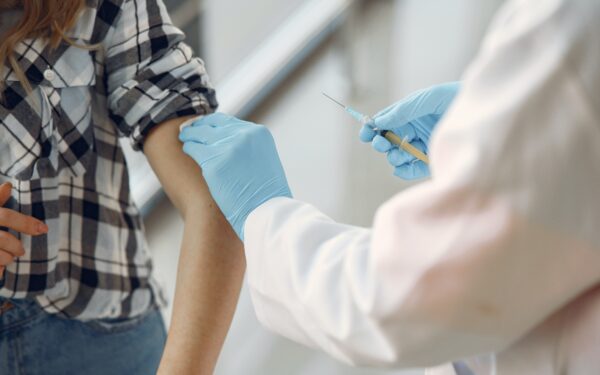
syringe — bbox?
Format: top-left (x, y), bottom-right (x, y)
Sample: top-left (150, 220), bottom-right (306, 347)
top-left (322, 92), bottom-right (430, 165)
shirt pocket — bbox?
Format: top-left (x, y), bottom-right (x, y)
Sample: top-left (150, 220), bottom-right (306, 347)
top-left (0, 47), bottom-right (97, 180)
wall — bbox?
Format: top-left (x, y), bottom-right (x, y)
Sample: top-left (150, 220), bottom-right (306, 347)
top-left (202, 0), bottom-right (310, 83)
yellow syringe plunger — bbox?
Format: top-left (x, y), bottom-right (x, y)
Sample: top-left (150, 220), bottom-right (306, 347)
top-left (381, 131), bottom-right (430, 165)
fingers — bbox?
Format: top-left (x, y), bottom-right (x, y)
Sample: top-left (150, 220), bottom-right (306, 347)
top-left (394, 160), bottom-right (430, 180)
top-left (359, 125), bottom-right (376, 143)
top-left (373, 101), bottom-right (398, 118)
top-left (180, 125), bottom-right (234, 144)
top-left (0, 185), bottom-right (31, 278)
top-left (0, 250), bottom-right (16, 268)
top-left (180, 124), bottom-right (242, 145)
top-left (372, 134), bottom-right (393, 153)
top-left (0, 208), bottom-right (48, 236)
top-left (386, 140), bottom-right (427, 167)
top-left (387, 148), bottom-right (414, 167)
top-left (188, 112), bottom-right (242, 130)
top-left (372, 125), bottom-right (420, 153)
top-left (179, 114), bottom-right (249, 145)
top-left (385, 140), bottom-right (429, 180)
top-left (383, 125), bottom-right (418, 145)
top-left (386, 139), bottom-right (427, 166)
top-left (0, 231), bottom-right (25, 257)
top-left (0, 183), bottom-right (12, 206)
top-left (193, 112), bottom-right (235, 127)
top-left (182, 142), bottom-right (220, 166)
top-left (373, 82), bottom-right (460, 130)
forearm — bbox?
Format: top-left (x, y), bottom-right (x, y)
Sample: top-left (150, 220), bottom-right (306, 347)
top-left (161, 197), bottom-right (245, 374)
top-left (144, 117), bottom-right (245, 374)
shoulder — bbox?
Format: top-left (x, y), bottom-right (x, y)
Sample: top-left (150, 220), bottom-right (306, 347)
top-left (85, 0), bottom-right (174, 43)
top-left (92, 0), bottom-right (127, 34)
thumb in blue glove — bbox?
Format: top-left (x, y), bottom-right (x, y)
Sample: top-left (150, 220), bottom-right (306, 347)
top-left (360, 82), bottom-right (460, 180)
top-left (180, 113), bottom-right (292, 240)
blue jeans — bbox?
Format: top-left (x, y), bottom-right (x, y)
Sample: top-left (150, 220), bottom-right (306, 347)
top-left (0, 297), bottom-right (167, 375)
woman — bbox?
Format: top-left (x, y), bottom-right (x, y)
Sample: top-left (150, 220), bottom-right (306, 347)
top-left (0, 1), bottom-right (245, 374)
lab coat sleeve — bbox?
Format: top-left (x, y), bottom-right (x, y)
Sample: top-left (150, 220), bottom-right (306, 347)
top-left (245, 0), bottom-right (600, 368)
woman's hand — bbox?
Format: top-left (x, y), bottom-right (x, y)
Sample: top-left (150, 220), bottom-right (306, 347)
top-left (0, 182), bottom-right (48, 278)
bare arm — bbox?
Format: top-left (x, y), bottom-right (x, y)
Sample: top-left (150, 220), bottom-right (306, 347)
top-left (144, 117), bottom-right (246, 374)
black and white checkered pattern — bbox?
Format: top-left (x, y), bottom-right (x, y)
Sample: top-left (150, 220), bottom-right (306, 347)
top-left (0, 0), bottom-right (217, 320)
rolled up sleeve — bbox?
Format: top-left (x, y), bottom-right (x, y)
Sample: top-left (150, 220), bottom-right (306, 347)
top-left (103, 0), bottom-right (217, 149)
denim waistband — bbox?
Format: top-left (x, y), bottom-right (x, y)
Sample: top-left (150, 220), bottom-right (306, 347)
top-left (0, 297), bottom-right (46, 334)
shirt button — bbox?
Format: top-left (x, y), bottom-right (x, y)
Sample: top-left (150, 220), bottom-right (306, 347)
top-left (43, 69), bottom-right (56, 82)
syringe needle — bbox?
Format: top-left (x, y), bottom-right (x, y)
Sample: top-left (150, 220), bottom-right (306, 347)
top-left (321, 91), bottom-right (430, 165)
top-left (321, 92), bottom-right (346, 109)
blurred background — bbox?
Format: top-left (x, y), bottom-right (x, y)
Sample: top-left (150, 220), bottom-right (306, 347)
top-left (132, 0), bottom-right (505, 374)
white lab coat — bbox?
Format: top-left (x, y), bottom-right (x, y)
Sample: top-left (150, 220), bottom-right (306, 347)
top-left (243, 0), bottom-right (600, 373)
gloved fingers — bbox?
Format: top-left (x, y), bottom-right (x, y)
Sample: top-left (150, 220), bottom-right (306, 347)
top-left (373, 82), bottom-right (460, 130)
top-left (384, 124), bottom-right (418, 144)
top-left (393, 160), bottom-right (430, 180)
top-left (386, 147), bottom-right (413, 167)
top-left (372, 134), bottom-right (393, 153)
top-left (386, 139), bottom-right (426, 165)
top-left (373, 93), bottom-right (430, 130)
top-left (180, 121), bottom-right (243, 144)
top-left (182, 141), bottom-right (221, 166)
top-left (373, 127), bottom-right (421, 153)
top-left (410, 114), bottom-right (439, 140)
top-left (190, 112), bottom-right (238, 128)
top-left (359, 124), bottom-right (377, 143)
top-left (362, 123), bottom-right (416, 146)
top-left (407, 139), bottom-right (428, 154)
top-left (373, 101), bottom-right (398, 118)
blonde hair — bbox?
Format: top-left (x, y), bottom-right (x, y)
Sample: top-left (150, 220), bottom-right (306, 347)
top-left (0, 0), bottom-right (87, 94)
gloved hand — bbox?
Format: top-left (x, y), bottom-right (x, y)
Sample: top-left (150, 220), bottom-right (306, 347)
top-left (180, 113), bottom-right (292, 240)
top-left (360, 82), bottom-right (460, 180)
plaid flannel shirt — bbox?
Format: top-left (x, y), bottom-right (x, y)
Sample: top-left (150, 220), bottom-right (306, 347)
top-left (0, 0), bottom-right (217, 320)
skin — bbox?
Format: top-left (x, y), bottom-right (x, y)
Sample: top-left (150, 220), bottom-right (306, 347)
top-left (144, 117), bottom-right (246, 375)
top-left (0, 182), bottom-right (48, 279)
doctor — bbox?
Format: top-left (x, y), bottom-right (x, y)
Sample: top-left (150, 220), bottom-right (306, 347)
top-left (179, 0), bottom-right (600, 373)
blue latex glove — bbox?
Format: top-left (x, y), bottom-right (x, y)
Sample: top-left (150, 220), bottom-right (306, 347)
top-left (180, 113), bottom-right (292, 240)
top-left (360, 82), bottom-right (460, 180)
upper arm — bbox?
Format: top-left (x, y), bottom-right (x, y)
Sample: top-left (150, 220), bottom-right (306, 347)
top-left (101, 0), bottom-right (217, 150)
top-left (143, 117), bottom-right (213, 216)
top-left (97, 0), bottom-right (219, 208)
